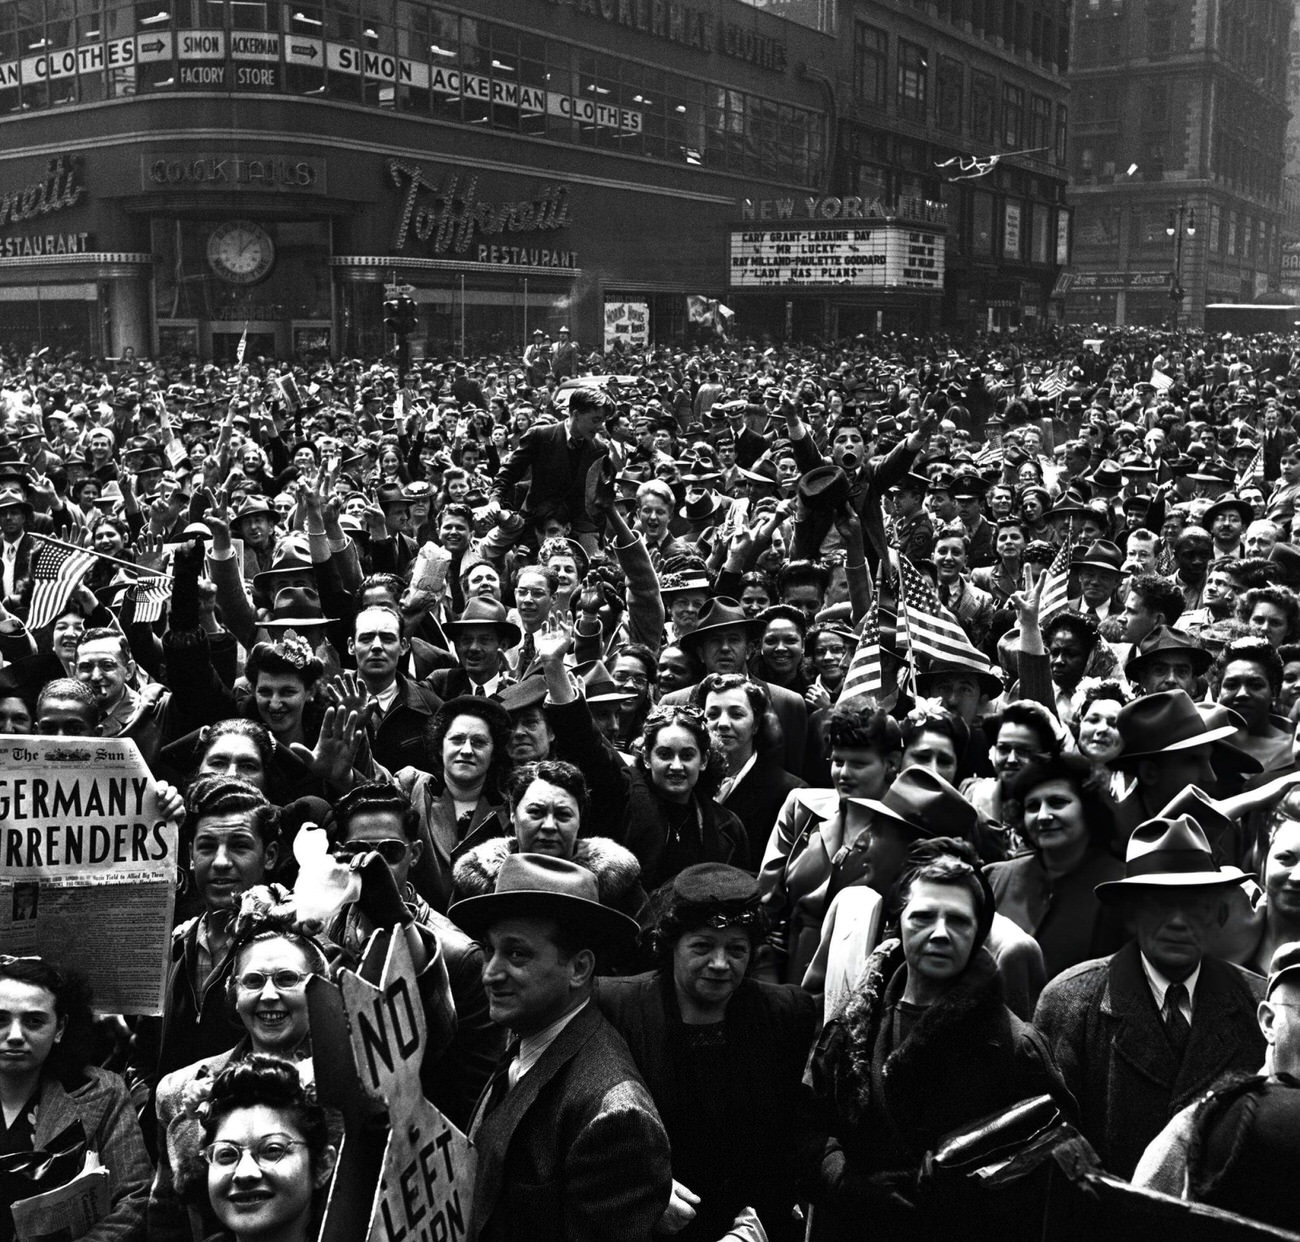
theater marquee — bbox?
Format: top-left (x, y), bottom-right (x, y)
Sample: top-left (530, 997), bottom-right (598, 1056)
top-left (729, 224), bottom-right (943, 290)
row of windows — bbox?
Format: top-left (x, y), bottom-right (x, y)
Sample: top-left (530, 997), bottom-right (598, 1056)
top-left (903, 0), bottom-right (1068, 71)
top-left (1073, 201), bottom-right (1278, 266)
top-left (0, 1), bottom-right (825, 186)
top-left (852, 22), bottom-right (1065, 163)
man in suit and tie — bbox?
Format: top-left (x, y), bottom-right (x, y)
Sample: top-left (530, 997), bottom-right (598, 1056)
top-left (1262, 405), bottom-right (1298, 481)
top-left (1034, 814), bottom-right (1266, 1178)
top-left (427, 597), bottom-right (519, 699)
top-left (450, 853), bottom-right (672, 1242)
top-left (487, 386), bottom-right (608, 553)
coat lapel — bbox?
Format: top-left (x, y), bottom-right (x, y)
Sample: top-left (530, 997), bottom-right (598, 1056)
top-left (1103, 943), bottom-right (1179, 1091)
top-left (1174, 958), bottom-right (1257, 1098)
top-left (33, 1078), bottom-right (82, 1148)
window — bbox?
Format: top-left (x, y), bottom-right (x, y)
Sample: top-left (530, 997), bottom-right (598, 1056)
top-left (971, 71), bottom-right (995, 142)
top-left (898, 40), bottom-right (928, 121)
top-left (937, 56), bottom-right (962, 131)
top-left (853, 22), bottom-right (886, 107)
top-left (1001, 82), bottom-right (1024, 147)
top-left (1029, 93), bottom-right (1050, 150)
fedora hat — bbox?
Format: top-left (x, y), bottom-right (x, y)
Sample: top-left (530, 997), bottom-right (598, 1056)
top-left (660, 568), bottom-right (714, 598)
top-left (231, 495), bottom-right (272, 524)
top-left (736, 458), bottom-right (780, 487)
top-left (914, 658), bottom-right (1004, 701)
top-left (678, 597), bottom-right (759, 650)
top-left (1112, 689), bottom-right (1238, 769)
top-left (0, 483), bottom-right (33, 517)
top-left (1203, 495), bottom-right (1254, 527)
top-left (1095, 814), bottom-right (1239, 902)
top-left (796, 464), bottom-right (851, 511)
top-left (251, 533), bottom-right (317, 598)
top-left (449, 853), bottom-right (639, 951)
top-left (576, 659), bottom-right (639, 704)
top-left (498, 672), bottom-right (547, 713)
top-left (849, 767), bottom-right (978, 842)
top-left (375, 482), bottom-right (414, 509)
top-left (1072, 539), bottom-right (1124, 573)
top-left (444, 597), bottom-right (522, 648)
top-left (1085, 461), bottom-right (1124, 490)
top-left (677, 492), bottom-right (728, 523)
top-left (259, 586), bottom-right (336, 629)
top-left (1124, 625), bottom-right (1212, 679)
top-left (91, 480), bottom-right (125, 509)
top-left (1158, 786), bottom-right (1238, 865)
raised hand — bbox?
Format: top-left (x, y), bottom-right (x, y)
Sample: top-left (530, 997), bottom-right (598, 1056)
top-left (134, 529), bottom-right (166, 572)
top-left (1010, 569), bottom-right (1047, 629)
top-left (535, 611), bottom-right (574, 663)
top-left (327, 671), bottom-right (374, 722)
top-left (290, 705), bottom-right (360, 788)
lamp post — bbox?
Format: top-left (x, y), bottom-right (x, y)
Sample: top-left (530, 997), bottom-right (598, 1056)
top-left (1166, 204), bottom-right (1196, 330)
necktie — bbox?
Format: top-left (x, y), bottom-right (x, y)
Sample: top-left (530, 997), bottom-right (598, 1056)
top-left (480, 1039), bottom-right (521, 1118)
top-left (474, 681), bottom-right (486, 696)
top-left (519, 631), bottom-right (536, 674)
top-left (1164, 982), bottom-right (1191, 1057)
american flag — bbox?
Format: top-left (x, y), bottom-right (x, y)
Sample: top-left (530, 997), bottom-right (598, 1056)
top-left (838, 600), bottom-right (884, 702)
top-left (1236, 446), bottom-right (1264, 488)
top-left (1039, 535), bottom-right (1076, 624)
top-left (896, 557), bottom-right (988, 670)
top-left (1038, 367), bottom-right (1069, 399)
top-left (128, 576), bottom-right (171, 623)
top-left (1151, 369), bottom-right (1174, 392)
top-left (236, 324), bottom-right (248, 365)
top-left (26, 541), bottom-right (97, 630)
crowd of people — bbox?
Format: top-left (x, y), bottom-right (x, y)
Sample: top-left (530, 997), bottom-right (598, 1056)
top-left (6, 322), bottom-right (1300, 1239)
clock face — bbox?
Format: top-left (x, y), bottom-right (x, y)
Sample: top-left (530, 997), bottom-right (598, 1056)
top-left (207, 221), bottom-right (275, 284)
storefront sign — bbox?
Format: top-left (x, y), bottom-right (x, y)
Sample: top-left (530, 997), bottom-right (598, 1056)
top-left (729, 225), bottom-right (943, 290)
top-left (390, 161), bottom-right (572, 256)
top-left (143, 155), bottom-right (325, 192)
top-left (1056, 211), bottom-right (1071, 265)
top-left (1004, 203), bottom-right (1022, 258)
top-left (548, 0), bottom-right (790, 73)
top-left (1070, 270), bottom-right (1168, 291)
top-left (476, 245), bottom-right (578, 268)
top-left (605, 300), bottom-right (649, 349)
top-left (740, 195), bottom-right (947, 226)
top-left (0, 232), bottom-right (93, 257)
top-left (0, 155), bottom-right (85, 230)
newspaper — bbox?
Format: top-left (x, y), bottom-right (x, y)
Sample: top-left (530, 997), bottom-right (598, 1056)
top-left (11, 1152), bottom-right (109, 1242)
top-left (0, 736), bottom-right (177, 1015)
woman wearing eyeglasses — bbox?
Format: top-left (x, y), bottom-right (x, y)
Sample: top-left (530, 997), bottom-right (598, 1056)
top-left (0, 956), bottom-right (150, 1242)
top-left (200, 1055), bottom-right (336, 1242)
top-left (148, 905), bottom-right (334, 1242)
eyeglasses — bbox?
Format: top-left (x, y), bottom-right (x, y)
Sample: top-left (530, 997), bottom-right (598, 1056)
top-left (202, 1136), bottom-right (309, 1169)
top-left (234, 969), bottom-right (311, 992)
top-left (611, 671), bottom-right (649, 687)
top-left (332, 839), bottom-right (409, 865)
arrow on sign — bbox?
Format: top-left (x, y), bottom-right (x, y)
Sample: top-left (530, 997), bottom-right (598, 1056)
top-left (291, 43), bottom-right (319, 58)
top-left (140, 39), bottom-right (165, 53)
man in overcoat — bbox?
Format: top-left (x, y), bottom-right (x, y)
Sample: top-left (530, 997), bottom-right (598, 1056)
top-left (450, 853), bottom-right (672, 1242)
top-left (1034, 814), bottom-right (1266, 1178)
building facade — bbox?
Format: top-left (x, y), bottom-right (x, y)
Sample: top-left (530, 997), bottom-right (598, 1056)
top-left (815, 0), bottom-right (1072, 336)
top-left (1064, 0), bottom-right (1291, 329)
top-left (0, 0), bottom-right (835, 359)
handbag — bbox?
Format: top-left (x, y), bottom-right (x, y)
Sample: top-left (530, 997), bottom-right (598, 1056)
top-left (925, 1094), bottom-right (1064, 1184)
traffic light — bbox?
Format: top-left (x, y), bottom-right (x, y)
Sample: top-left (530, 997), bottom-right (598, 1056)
top-left (383, 295), bottom-right (419, 335)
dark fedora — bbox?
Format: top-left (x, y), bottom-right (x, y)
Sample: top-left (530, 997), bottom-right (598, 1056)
top-left (375, 482), bottom-right (414, 509)
top-left (231, 495), bottom-right (272, 525)
top-left (251, 533), bottom-right (317, 598)
top-left (677, 492), bottom-right (728, 523)
top-left (1072, 539), bottom-right (1124, 573)
top-left (1112, 689), bottom-right (1238, 769)
top-left (1124, 625), bottom-right (1212, 678)
top-left (1158, 786), bottom-right (1238, 865)
top-left (796, 464), bottom-right (851, 511)
top-left (1095, 814), bottom-right (1239, 902)
top-left (0, 651), bottom-right (66, 705)
top-left (576, 659), bottom-right (639, 704)
top-left (914, 658), bottom-right (1004, 701)
top-left (449, 853), bottom-right (639, 950)
top-left (736, 458), bottom-right (780, 487)
top-left (1085, 461), bottom-right (1124, 491)
top-left (678, 597), bottom-right (759, 650)
top-left (259, 586), bottom-right (336, 629)
top-left (444, 597), bottom-right (522, 648)
top-left (498, 673), bottom-right (547, 713)
top-left (1203, 495), bottom-right (1254, 527)
top-left (849, 767), bottom-right (978, 842)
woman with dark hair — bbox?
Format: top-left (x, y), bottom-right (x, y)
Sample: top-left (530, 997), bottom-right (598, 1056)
top-left (757, 699), bottom-right (903, 985)
top-left (453, 759), bottom-right (648, 925)
top-left (805, 839), bottom-right (1073, 1240)
top-left (1210, 637), bottom-right (1294, 772)
top-left (749, 604), bottom-right (809, 695)
top-left (804, 624), bottom-right (853, 708)
top-left (0, 956), bottom-right (151, 1242)
top-left (1239, 585), bottom-right (1300, 649)
top-left (693, 673), bottom-right (806, 870)
top-left (200, 1055), bottom-right (337, 1242)
top-left (984, 755), bottom-right (1127, 980)
top-left (598, 865), bottom-right (817, 1242)
top-left (148, 904), bottom-right (334, 1242)
top-left (1018, 485), bottom-right (1054, 545)
top-left (737, 571), bottom-right (774, 618)
top-left (1043, 611), bottom-right (1104, 723)
top-left (621, 705), bottom-right (749, 891)
top-left (899, 708), bottom-right (970, 787)
top-left (393, 695), bottom-right (513, 911)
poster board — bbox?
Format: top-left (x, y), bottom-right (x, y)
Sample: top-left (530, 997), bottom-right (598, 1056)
top-left (603, 299), bottom-right (649, 351)
top-left (0, 735), bottom-right (176, 1014)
